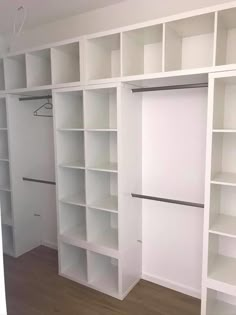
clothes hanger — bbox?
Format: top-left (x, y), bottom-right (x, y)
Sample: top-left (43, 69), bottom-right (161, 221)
top-left (33, 98), bottom-right (53, 117)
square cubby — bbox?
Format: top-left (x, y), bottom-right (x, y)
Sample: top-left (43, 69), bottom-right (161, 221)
top-left (206, 289), bottom-right (236, 314)
top-left (4, 54), bottom-right (26, 90)
top-left (0, 98), bottom-right (7, 129)
top-left (60, 242), bottom-right (87, 283)
top-left (51, 42), bottom-right (80, 84)
top-left (87, 208), bottom-right (118, 250)
top-left (84, 88), bottom-right (117, 130)
top-left (86, 171), bottom-right (118, 212)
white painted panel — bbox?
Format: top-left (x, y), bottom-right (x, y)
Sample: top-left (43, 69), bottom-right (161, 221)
top-left (142, 88), bottom-right (207, 296)
top-left (0, 214), bottom-right (7, 315)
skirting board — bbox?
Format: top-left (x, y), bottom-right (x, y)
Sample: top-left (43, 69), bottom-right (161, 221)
top-left (42, 241), bottom-right (58, 250)
top-left (142, 273), bottom-right (201, 299)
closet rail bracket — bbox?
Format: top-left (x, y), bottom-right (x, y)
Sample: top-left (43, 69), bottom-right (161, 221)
top-left (131, 83), bottom-right (208, 93)
top-left (23, 177), bottom-right (56, 185)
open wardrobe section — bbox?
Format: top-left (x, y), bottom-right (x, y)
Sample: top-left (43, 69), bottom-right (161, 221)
top-left (1, 1), bottom-right (236, 315)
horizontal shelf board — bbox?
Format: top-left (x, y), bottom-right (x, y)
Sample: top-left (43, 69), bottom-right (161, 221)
top-left (0, 185), bottom-right (11, 192)
top-left (87, 162), bottom-right (118, 173)
top-left (85, 129), bottom-right (117, 132)
top-left (59, 161), bottom-right (85, 170)
top-left (209, 214), bottom-right (236, 238)
top-left (208, 255), bottom-right (236, 295)
top-left (211, 173), bottom-right (236, 186)
top-left (60, 226), bottom-right (86, 243)
top-left (89, 228), bottom-right (118, 250)
top-left (57, 128), bottom-right (84, 132)
top-left (1, 217), bottom-right (13, 227)
top-left (60, 194), bottom-right (86, 207)
top-left (0, 159), bottom-right (9, 162)
top-left (213, 129), bottom-right (236, 133)
top-left (207, 300), bottom-right (236, 315)
top-left (0, 128), bottom-right (7, 131)
top-left (88, 195), bottom-right (118, 212)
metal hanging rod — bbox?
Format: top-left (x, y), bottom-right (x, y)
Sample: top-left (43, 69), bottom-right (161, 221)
top-left (19, 95), bottom-right (52, 101)
top-left (131, 83), bottom-right (208, 93)
top-left (131, 193), bottom-right (204, 208)
top-left (23, 177), bottom-right (56, 185)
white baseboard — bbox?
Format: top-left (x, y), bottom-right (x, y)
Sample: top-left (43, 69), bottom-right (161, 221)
top-left (142, 273), bottom-right (201, 299)
top-left (42, 241), bottom-right (58, 250)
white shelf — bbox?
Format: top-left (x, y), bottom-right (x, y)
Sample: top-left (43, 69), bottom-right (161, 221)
top-left (87, 208), bottom-right (118, 250)
top-left (209, 214), bottom-right (236, 238)
top-left (54, 90), bottom-right (83, 129)
top-left (211, 172), bottom-right (236, 186)
top-left (165, 13), bottom-right (215, 71)
top-left (26, 49), bottom-right (51, 87)
top-left (4, 54), bottom-right (27, 90)
top-left (213, 129), bottom-right (236, 133)
top-left (86, 33), bottom-right (120, 80)
top-left (88, 195), bottom-right (118, 212)
top-left (0, 131), bottom-right (8, 160)
top-left (206, 292), bottom-right (236, 315)
top-left (216, 8), bottom-right (236, 66)
top-left (84, 88), bottom-right (117, 130)
top-left (0, 186), bottom-right (11, 192)
top-left (60, 193), bottom-right (86, 207)
top-left (122, 24), bottom-right (163, 76)
top-left (60, 243), bottom-right (87, 283)
top-left (60, 226), bottom-right (87, 244)
top-left (88, 251), bottom-right (118, 295)
top-left (60, 161), bottom-right (85, 170)
top-left (1, 216), bottom-right (12, 227)
top-left (0, 161), bottom-right (10, 191)
top-left (87, 162), bottom-right (118, 173)
top-left (51, 42), bottom-right (80, 84)
top-left (0, 99), bottom-right (7, 129)
top-left (0, 59), bottom-right (5, 91)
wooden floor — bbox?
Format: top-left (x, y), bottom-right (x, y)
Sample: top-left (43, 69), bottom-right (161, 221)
top-left (4, 246), bottom-right (201, 315)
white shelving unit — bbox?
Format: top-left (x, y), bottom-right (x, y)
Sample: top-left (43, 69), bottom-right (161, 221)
top-left (86, 33), bottom-right (120, 80)
top-left (165, 13), bottom-right (215, 71)
top-left (122, 24), bottom-right (163, 76)
top-left (202, 70), bottom-right (236, 314)
top-left (4, 54), bottom-right (27, 90)
top-left (51, 42), bottom-right (80, 85)
top-left (54, 83), bottom-right (142, 299)
top-left (0, 60), bottom-right (5, 91)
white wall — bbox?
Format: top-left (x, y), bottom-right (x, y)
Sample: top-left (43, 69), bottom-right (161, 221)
top-left (0, 216), bottom-right (7, 315)
top-left (4, 0), bottom-right (234, 52)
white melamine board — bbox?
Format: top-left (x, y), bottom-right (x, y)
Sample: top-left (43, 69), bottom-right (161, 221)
top-left (59, 203), bottom-right (86, 241)
top-left (0, 98), bottom-right (7, 129)
top-left (86, 170), bottom-right (117, 211)
top-left (0, 215), bottom-right (7, 315)
top-left (4, 54), bottom-right (26, 90)
top-left (60, 242), bottom-right (88, 283)
top-left (213, 77), bottom-right (236, 130)
top-left (7, 95), bottom-right (57, 256)
top-left (56, 131), bottom-right (84, 166)
top-left (0, 191), bottom-right (12, 226)
top-left (87, 251), bottom-right (118, 295)
top-left (0, 60), bottom-right (5, 91)
top-left (206, 289), bottom-right (236, 315)
top-left (51, 42), bottom-right (80, 84)
top-left (211, 133), bottom-right (236, 181)
top-left (165, 13), bottom-right (215, 70)
top-left (86, 34), bottom-right (120, 80)
top-left (0, 161), bottom-right (10, 191)
top-left (216, 8), bottom-right (236, 66)
top-left (0, 131), bottom-right (8, 160)
top-left (142, 87), bottom-right (207, 294)
top-left (26, 49), bottom-right (51, 87)
top-left (122, 24), bottom-right (163, 76)
top-left (84, 88), bottom-right (117, 129)
top-left (58, 168), bottom-right (86, 204)
top-left (54, 90), bottom-right (83, 129)
top-left (87, 208), bottom-right (118, 250)
top-left (119, 85), bottom-right (142, 295)
top-left (85, 131), bottom-right (117, 171)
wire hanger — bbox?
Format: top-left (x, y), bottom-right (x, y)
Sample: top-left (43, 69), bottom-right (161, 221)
top-left (33, 98), bottom-right (53, 118)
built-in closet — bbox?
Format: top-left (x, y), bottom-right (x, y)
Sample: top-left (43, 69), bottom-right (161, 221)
top-left (0, 1), bottom-right (236, 313)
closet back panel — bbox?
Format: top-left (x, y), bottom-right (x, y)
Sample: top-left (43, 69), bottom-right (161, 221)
top-left (142, 87), bottom-right (207, 293)
top-left (7, 96), bottom-right (57, 256)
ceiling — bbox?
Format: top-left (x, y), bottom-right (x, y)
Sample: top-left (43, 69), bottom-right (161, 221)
top-left (0, 0), bottom-right (125, 34)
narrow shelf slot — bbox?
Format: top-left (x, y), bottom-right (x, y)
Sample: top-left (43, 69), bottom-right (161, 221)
top-left (0, 131), bottom-right (9, 160)
top-left (87, 208), bottom-right (118, 250)
top-left (209, 185), bottom-right (236, 238)
top-left (2, 225), bottom-right (14, 256)
top-left (213, 77), bottom-right (236, 130)
top-left (87, 251), bottom-right (119, 295)
top-left (26, 49), bottom-right (51, 87)
top-left (216, 8), bottom-right (236, 66)
top-left (54, 90), bottom-right (83, 129)
top-left (86, 131), bottom-right (117, 172)
top-left (56, 131), bottom-right (85, 168)
top-left (84, 88), bottom-right (117, 130)
top-left (51, 42), bottom-right (80, 84)
top-left (86, 171), bottom-right (118, 212)
top-left (58, 168), bottom-right (86, 207)
top-left (0, 59), bottom-right (5, 90)
top-left (0, 98), bottom-right (7, 129)
top-left (4, 54), bottom-right (26, 90)
top-left (0, 161), bottom-right (10, 191)
top-left (206, 289), bottom-right (236, 315)
top-left (60, 242), bottom-right (87, 283)
top-left (0, 191), bottom-right (12, 227)
top-left (211, 133), bottom-right (236, 185)
top-left (122, 24), bottom-right (163, 76)
top-left (165, 13), bottom-right (215, 71)
top-left (208, 234), bottom-right (236, 295)
top-left (59, 204), bottom-right (86, 243)
top-left (86, 33), bottom-right (120, 80)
